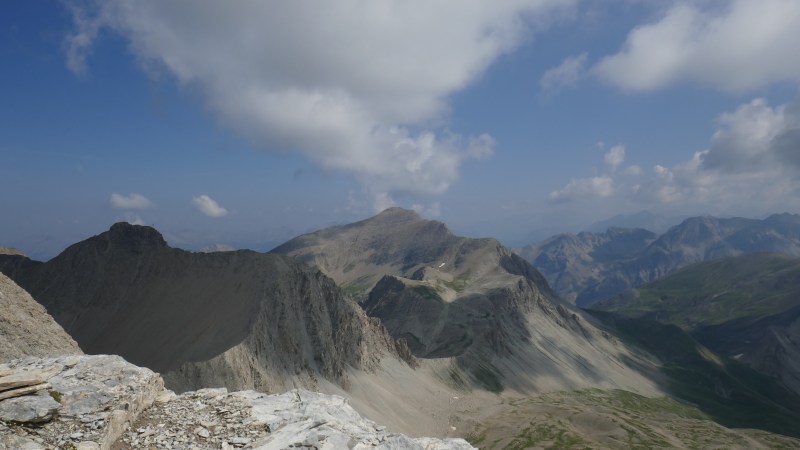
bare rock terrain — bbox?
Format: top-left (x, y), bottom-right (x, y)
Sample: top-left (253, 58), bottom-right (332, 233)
top-left (0, 273), bottom-right (81, 362)
top-left (0, 355), bottom-right (473, 450)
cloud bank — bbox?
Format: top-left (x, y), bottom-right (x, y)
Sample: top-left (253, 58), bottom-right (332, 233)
top-left (550, 98), bottom-right (800, 215)
top-left (66, 0), bottom-right (573, 210)
top-left (192, 195), bottom-right (228, 217)
top-left (595, 0), bottom-right (800, 92)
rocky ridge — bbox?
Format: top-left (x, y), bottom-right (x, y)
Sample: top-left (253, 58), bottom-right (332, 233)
top-left (0, 355), bottom-right (473, 450)
top-left (0, 223), bottom-right (413, 395)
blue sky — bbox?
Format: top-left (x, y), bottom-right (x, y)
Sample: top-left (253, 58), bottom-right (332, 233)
top-left (3, 1), bottom-right (800, 259)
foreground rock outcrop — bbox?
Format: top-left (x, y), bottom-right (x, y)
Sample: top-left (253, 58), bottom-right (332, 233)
top-left (0, 355), bottom-right (163, 450)
top-left (0, 355), bottom-right (473, 450)
top-left (0, 273), bottom-right (82, 362)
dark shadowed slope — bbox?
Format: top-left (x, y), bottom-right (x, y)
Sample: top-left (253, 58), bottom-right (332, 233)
top-left (0, 222), bottom-right (411, 393)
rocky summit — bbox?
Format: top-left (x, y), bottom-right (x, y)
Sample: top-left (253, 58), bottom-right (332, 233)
top-left (273, 208), bottom-right (658, 395)
top-left (0, 355), bottom-right (473, 450)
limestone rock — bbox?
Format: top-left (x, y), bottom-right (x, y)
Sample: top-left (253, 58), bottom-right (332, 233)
top-left (0, 383), bottom-right (51, 401)
top-left (0, 365), bottom-right (62, 391)
top-left (117, 388), bottom-right (474, 450)
top-left (0, 391), bottom-right (60, 423)
top-left (0, 273), bottom-right (81, 362)
top-left (0, 355), bottom-right (162, 450)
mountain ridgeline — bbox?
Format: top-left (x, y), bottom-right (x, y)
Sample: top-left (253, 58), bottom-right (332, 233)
top-left (519, 213), bottom-right (800, 306)
top-left (0, 222), bottom-right (413, 394)
top-left (272, 208), bottom-right (657, 394)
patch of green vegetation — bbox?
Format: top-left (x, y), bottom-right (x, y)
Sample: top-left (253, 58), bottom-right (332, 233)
top-left (441, 270), bottom-right (472, 293)
top-left (591, 252), bottom-right (800, 330)
top-left (587, 311), bottom-right (800, 438)
top-left (342, 283), bottom-right (370, 302)
top-left (506, 421), bottom-right (587, 450)
top-left (465, 429), bottom-right (488, 446)
top-left (49, 390), bottom-right (62, 403)
top-left (472, 363), bottom-right (503, 393)
top-left (412, 285), bottom-right (443, 302)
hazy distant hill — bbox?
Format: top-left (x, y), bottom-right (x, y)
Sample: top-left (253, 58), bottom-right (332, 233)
top-left (519, 213), bottom-right (800, 306)
top-left (586, 211), bottom-right (678, 234)
top-left (273, 207), bottom-right (658, 394)
top-left (592, 252), bottom-right (800, 397)
top-left (0, 222), bottom-right (412, 395)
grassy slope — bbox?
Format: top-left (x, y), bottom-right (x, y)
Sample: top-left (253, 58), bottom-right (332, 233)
top-left (467, 388), bottom-right (800, 449)
top-left (586, 311), bottom-right (800, 438)
top-left (591, 252), bottom-right (800, 330)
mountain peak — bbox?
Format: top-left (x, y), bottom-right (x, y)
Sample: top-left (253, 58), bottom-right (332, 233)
top-left (104, 222), bottom-right (168, 249)
top-left (371, 207), bottom-right (422, 221)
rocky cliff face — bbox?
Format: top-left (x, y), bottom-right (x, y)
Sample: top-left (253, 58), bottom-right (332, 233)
top-left (520, 213), bottom-right (800, 306)
top-left (0, 355), bottom-right (473, 450)
top-left (274, 208), bottom-right (658, 395)
top-left (1, 223), bottom-right (412, 394)
top-left (0, 273), bottom-right (82, 362)
top-left (517, 227), bottom-right (656, 304)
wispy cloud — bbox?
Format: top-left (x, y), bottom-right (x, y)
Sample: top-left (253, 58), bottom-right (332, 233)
top-left (110, 193), bottom-right (154, 210)
top-left (549, 176), bottom-right (614, 203)
top-left (540, 52), bottom-right (587, 94)
top-left (192, 195), bottom-right (228, 217)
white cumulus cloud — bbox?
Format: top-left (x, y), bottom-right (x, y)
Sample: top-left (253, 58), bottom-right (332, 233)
top-left (65, 0), bottom-right (574, 209)
top-left (192, 195), bottom-right (228, 217)
top-left (595, 0), bottom-right (800, 92)
top-left (110, 193), bottom-right (154, 210)
top-left (551, 98), bottom-right (800, 215)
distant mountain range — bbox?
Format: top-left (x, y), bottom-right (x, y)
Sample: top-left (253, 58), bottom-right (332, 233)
top-left (518, 213), bottom-right (800, 306)
top-left (586, 211), bottom-right (680, 234)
